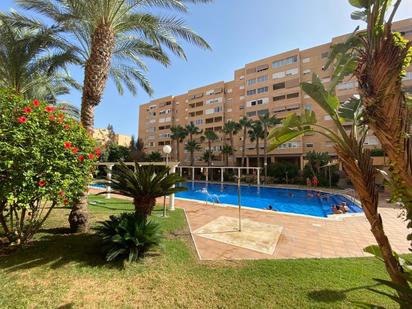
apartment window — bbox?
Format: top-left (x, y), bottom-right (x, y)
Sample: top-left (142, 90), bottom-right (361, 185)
top-left (247, 89), bottom-right (257, 96)
top-left (403, 72), bottom-right (412, 80)
top-left (258, 109), bottom-right (269, 116)
top-left (324, 115), bottom-right (332, 121)
top-left (247, 98), bottom-right (269, 107)
top-left (149, 119), bottom-right (156, 124)
top-left (302, 57), bottom-right (310, 63)
top-left (148, 142), bottom-right (155, 147)
top-left (272, 55), bottom-right (298, 68)
top-left (364, 136), bottom-right (379, 146)
top-left (287, 92), bottom-right (299, 99)
top-left (321, 51), bottom-right (329, 59)
top-left (240, 96), bottom-right (245, 100)
top-left (273, 95), bottom-right (286, 102)
top-left (285, 68), bottom-right (298, 76)
top-left (305, 143), bottom-right (314, 148)
top-left (205, 108), bottom-right (214, 115)
top-left (206, 97), bottom-right (222, 104)
top-left (278, 142), bottom-right (300, 149)
top-left (214, 126), bottom-right (222, 131)
top-left (273, 82), bottom-right (286, 90)
top-left (247, 78), bottom-right (256, 86)
top-left (246, 67), bottom-right (256, 74)
top-left (256, 64), bottom-right (269, 72)
top-left (257, 75), bottom-right (268, 83)
top-left (149, 105), bottom-right (157, 110)
top-left (336, 81), bottom-right (357, 90)
top-left (257, 86), bottom-right (268, 94)
top-left (272, 71), bottom-right (286, 79)
top-left (247, 111), bottom-right (257, 117)
top-left (214, 116), bottom-right (223, 122)
top-left (189, 93), bottom-right (203, 100)
top-left (240, 85), bottom-right (245, 90)
top-left (240, 105), bottom-right (245, 109)
top-left (194, 119), bottom-right (203, 125)
top-left (239, 75), bottom-right (245, 80)
top-left (159, 133), bottom-right (171, 138)
top-left (227, 108), bottom-right (233, 112)
top-left (205, 89), bottom-right (214, 95)
top-left (303, 69), bottom-right (311, 75)
top-left (226, 88), bottom-right (233, 93)
top-left (159, 109), bottom-right (171, 115)
top-left (304, 104), bottom-right (312, 111)
top-left (206, 118), bottom-right (214, 124)
top-left (147, 127), bottom-right (155, 132)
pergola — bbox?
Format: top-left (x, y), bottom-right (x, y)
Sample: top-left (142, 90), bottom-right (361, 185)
top-left (176, 166), bottom-right (262, 185)
top-left (96, 161), bottom-right (180, 210)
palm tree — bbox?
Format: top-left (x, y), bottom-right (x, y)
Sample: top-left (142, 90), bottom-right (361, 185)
top-left (222, 121), bottom-right (240, 166)
top-left (221, 145), bottom-right (234, 167)
top-left (184, 140), bottom-right (201, 166)
top-left (268, 73), bottom-right (411, 303)
top-left (107, 162), bottom-right (187, 222)
top-left (0, 14), bottom-right (80, 100)
top-left (201, 150), bottom-right (215, 163)
top-left (259, 113), bottom-right (280, 180)
top-left (170, 125), bottom-right (188, 162)
top-left (202, 130), bottom-right (218, 166)
top-left (147, 151), bottom-right (162, 162)
top-left (248, 121), bottom-right (264, 168)
top-left (239, 116), bottom-right (252, 167)
top-left (185, 122), bottom-right (202, 142)
top-left (17, 0), bottom-right (212, 132)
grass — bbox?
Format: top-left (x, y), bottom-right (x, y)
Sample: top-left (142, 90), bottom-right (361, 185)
top-left (0, 195), bottom-right (405, 308)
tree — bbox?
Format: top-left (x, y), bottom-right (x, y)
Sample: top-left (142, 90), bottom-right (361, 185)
top-left (128, 136), bottom-right (145, 162)
top-left (325, 0), bottom-right (412, 250)
top-left (222, 121), bottom-right (240, 166)
top-left (268, 72), bottom-right (412, 303)
top-left (170, 125), bottom-right (188, 162)
top-left (0, 90), bottom-right (98, 243)
top-left (201, 150), bottom-right (215, 163)
top-left (101, 144), bottom-right (129, 162)
top-left (17, 0), bottom-right (212, 132)
top-left (106, 124), bottom-right (116, 145)
top-left (239, 116), bottom-right (252, 167)
top-left (202, 130), bottom-right (218, 166)
top-left (184, 140), bottom-right (201, 166)
top-left (248, 121), bottom-right (264, 168)
top-left (305, 151), bottom-right (330, 176)
top-left (221, 144), bottom-right (234, 167)
top-left (107, 162), bottom-right (187, 222)
top-left (0, 13), bottom-right (80, 101)
top-left (147, 151), bottom-right (162, 162)
top-left (259, 113), bottom-right (280, 179)
top-left (185, 122), bottom-right (202, 142)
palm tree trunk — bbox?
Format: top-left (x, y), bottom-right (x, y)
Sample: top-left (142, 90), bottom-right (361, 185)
top-left (256, 138), bottom-right (260, 168)
top-left (176, 140), bottom-right (180, 162)
top-left (337, 142), bottom-right (411, 303)
top-left (133, 197), bottom-right (156, 223)
top-left (263, 126), bottom-right (268, 180)
top-left (70, 24), bottom-right (115, 233)
top-left (242, 128), bottom-right (247, 167)
top-left (230, 132), bottom-right (235, 166)
top-left (208, 141), bottom-right (211, 167)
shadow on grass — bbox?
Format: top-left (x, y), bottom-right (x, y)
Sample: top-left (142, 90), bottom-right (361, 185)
top-left (0, 228), bottom-right (124, 272)
top-left (307, 283), bottom-right (381, 303)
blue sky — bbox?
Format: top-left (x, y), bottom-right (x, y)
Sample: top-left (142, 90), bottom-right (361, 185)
top-left (1, 0), bottom-right (412, 137)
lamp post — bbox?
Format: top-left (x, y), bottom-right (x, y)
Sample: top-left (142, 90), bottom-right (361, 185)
top-left (162, 145), bottom-right (172, 217)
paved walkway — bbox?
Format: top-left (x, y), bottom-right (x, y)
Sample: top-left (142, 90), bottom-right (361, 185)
top-left (89, 188), bottom-right (410, 260)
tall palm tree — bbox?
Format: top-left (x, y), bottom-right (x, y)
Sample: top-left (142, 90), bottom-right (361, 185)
top-left (0, 14), bottom-right (80, 100)
top-left (202, 130), bottom-right (218, 166)
top-left (239, 116), bottom-right (252, 167)
top-left (185, 140), bottom-right (201, 166)
top-left (185, 122), bottom-right (202, 142)
top-left (170, 125), bottom-right (187, 162)
top-left (248, 121), bottom-right (264, 168)
top-left (17, 0), bottom-right (212, 132)
top-left (222, 120), bottom-right (240, 166)
top-left (221, 144), bottom-right (234, 167)
top-left (259, 113), bottom-right (280, 180)
top-left (268, 72), bottom-right (412, 303)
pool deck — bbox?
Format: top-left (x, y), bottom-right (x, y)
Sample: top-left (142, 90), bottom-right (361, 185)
top-left (89, 188), bottom-right (410, 260)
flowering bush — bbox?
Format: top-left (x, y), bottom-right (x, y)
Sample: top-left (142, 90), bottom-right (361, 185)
top-left (0, 89), bottom-right (98, 245)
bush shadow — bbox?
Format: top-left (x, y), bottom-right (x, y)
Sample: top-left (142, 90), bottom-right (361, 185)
top-left (307, 283), bottom-right (381, 304)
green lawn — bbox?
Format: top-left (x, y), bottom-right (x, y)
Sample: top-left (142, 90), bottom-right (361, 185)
top-left (0, 195), bottom-right (404, 308)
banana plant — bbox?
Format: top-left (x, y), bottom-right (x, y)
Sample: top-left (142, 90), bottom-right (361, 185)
top-left (268, 73), bottom-right (412, 304)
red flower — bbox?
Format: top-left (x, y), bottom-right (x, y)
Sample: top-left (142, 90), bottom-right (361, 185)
top-left (94, 148), bottom-right (101, 157)
top-left (38, 180), bottom-right (46, 187)
top-left (63, 199), bottom-right (69, 205)
top-left (23, 107), bottom-right (32, 113)
top-left (64, 141), bottom-right (72, 149)
top-left (58, 113), bottom-right (64, 119)
top-left (57, 118), bottom-right (64, 124)
top-left (72, 147), bottom-right (79, 154)
top-left (78, 155), bottom-right (85, 162)
top-left (49, 115), bottom-right (56, 121)
top-left (45, 106), bottom-right (55, 113)
top-left (58, 191), bottom-right (65, 197)
top-left (88, 153), bottom-right (95, 160)
top-left (18, 116), bottom-right (27, 124)
top-left (64, 124), bottom-right (70, 130)
top-left (33, 99), bottom-right (40, 107)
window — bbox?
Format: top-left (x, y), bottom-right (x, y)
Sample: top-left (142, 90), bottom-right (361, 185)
top-left (364, 136), bottom-right (379, 146)
top-left (147, 127), bottom-right (155, 132)
top-left (272, 71), bottom-right (286, 79)
top-left (247, 78), bottom-right (256, 85)
top-left (246, 98), bottom-right (269, 107)
top-left (257, 109), bottom-right (269, 116)
top-left (285, 68), bottom-right (298, 76)
top-left (148, 142), bottom-right (154, 147)
top-left (149, 105), bottom-right (157, 110)
top-left (321, 51), bottom-right (329, 59)
top-left (214, 106), bottom-right (223, 113)
top-left (278, 142), bottom-right (300, 149)
top-left (214, 116), bottom-right (223, 122)
top-left (205, 89), bottom-right (214, 95)
top-left (305, 143), bottom-right (314, 148)
top-left (256, 64), bottom-right (269, 72)
top-left (227, 108), bottom-right (233, 112)
top-left (206, 118), bottom-right (214, 124)
top-left (302, 57), bottom-right (310, 63)
top-left (257, 75), bottom-right (268, 83)
top-left (273, 95), bottom-right (286, 102)
top-left (189, 93), bottom-right (203, 100)
top-left (403, 72), bottom-right (412, 81)
top-left (336, 81), bottom-right (357, 90)
top-left (273, 82), bottom-right (286, 90)
top-left (158, 125), bottom-right (170, 130)
top-left (246, 67), bottom-right (256, 74)
top-left (206, 97), bottom-right (223, 104)
top-left (257, 86), bottom-right (268, 94)
top-left (240, 85), bottom-right (245, 90)
top-left (247, 89), bottom-right (257, 96)
top-left (159, 109), bottom-right (171, 115)
top-left (194, 119), bottom-right (203, 125)
top-left (324, 115), bottom-right (332, 121)
top-left (303, 69), bottom-right (311, 75)
top-left (205, 108), bottom-right (214, 115)
top-left (304, 104), bottom-right (312, 111)
top-left (149, 119), bottom-right (156, 123)
top-left (226, 88), bottom-right (233, 93)
top-left (159, 133), bottom-right (171, 138)
top-left (246, 111), bottom-right (257, 117)
top-left (239, 75), bottom-right (245, 80)
top-left (287, 92), bottom-right (299, 99)
top-left (272, 55), bottom-right (298, 68)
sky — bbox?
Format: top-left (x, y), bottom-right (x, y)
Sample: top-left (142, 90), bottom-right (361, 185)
top-left (1, 0), bottom-right (412, 137)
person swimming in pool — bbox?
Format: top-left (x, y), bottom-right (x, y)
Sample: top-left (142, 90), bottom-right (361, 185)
top-left (266, 205), bottom-right (273, 210)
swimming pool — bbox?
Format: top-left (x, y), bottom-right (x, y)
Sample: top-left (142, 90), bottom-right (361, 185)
top-left (175, 182), bottom-right (362, 218)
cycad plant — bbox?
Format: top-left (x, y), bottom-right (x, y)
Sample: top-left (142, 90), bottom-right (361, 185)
top-left (268, 72), bottom-right (411, 303)
top-left (107, 162), bottom-right (186, 221)
top-left (96, 212), bottom-right (162, 262)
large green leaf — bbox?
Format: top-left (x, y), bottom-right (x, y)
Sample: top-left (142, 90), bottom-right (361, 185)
top-left (349, 0), bottom-right (369, 9)
top-left (363, 245), bottom-right (384, 260)
top-left (351, 10), bottom-right (368, 21)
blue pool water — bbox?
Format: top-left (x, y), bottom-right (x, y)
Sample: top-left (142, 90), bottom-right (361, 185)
top-left (175, 182), bottom-right (362, 218)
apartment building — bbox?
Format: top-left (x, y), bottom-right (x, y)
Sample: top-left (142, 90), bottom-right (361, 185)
top-left (93, 128), bottom-right (132, 147)
top-left (138, 18), bottom-right (412, 169)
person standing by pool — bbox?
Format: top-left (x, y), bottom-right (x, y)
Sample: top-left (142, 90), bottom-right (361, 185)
top-left (312, 175), bottom-right (319, 188)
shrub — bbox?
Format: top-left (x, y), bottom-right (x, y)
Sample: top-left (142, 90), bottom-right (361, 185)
top-left (96, 213), bottom-right (163, 262)
top-left (267, 162), bottom-right (299, 183)
top-left (370, 148), bottom-right (385, 157)
top-left (0, 89), bottom-right (97, 245)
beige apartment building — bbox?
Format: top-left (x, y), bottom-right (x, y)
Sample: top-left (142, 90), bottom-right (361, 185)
top-left (138, 18), bottom-right (412, 169)
top-left (93, 128), bottom-right (132, 147)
